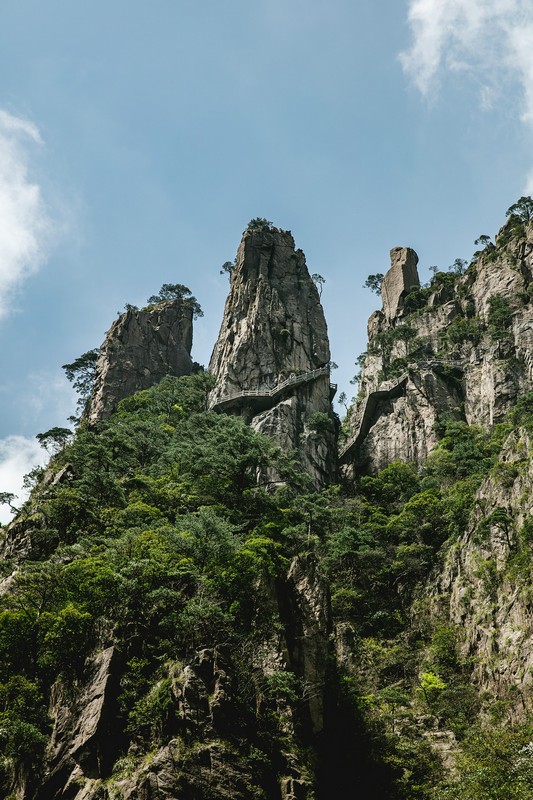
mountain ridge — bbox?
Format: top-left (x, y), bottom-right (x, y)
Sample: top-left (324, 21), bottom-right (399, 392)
top-left (2, 206), bottom-right (533, 798)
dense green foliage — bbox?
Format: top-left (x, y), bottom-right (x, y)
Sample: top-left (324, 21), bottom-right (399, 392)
top-left (487, 294), bottom-right (513, 341)
top-left (2, 373), bottom-right (533, 798)
top-left (246, 217), bottom-right (273, 231)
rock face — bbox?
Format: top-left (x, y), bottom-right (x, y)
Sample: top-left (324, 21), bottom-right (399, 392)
top-left (88, 300), bottom-right (194, 423)
top-left (381, 246), bottom-right (420, 322)
top-left (209, 226), bottom-right (337, 487)
top-left (35, 644), bottom-right (122, 800)
top-left (431, 428), bottom-right (533, 723)
top-left (36, 556), bottom-right (331, 800)
top-left (340, 217), bottom-right (533, 729)
top-left (343, 220), bottom-right (533, 473)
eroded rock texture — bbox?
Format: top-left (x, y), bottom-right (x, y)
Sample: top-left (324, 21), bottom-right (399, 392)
top-left (343, 220), bottom-right (533, 473)
top-left (88, 300), bottom-right (194, 423)
top-left (431, 428), bottom-right (533, 723)
top-left (33, 556), bottom-right (331, 800)
top-left (381, 246), bottom-right (420, 322)
top-left (209, 226), bottom-right (337, 487)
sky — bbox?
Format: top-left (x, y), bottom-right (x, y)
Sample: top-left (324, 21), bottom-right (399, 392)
top-left (1, 0), bottom-right (533, 521)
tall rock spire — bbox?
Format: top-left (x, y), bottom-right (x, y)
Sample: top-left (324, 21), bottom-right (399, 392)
top-left (209, 225), bottom-right (337, 487)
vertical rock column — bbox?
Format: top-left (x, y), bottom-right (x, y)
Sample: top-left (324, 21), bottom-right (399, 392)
top-left (209, 226), bottom-right (337, 487)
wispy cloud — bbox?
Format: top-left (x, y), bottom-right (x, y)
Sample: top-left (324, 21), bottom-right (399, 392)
top-left (0, 109), bottom-right (51, 317)
top-left (0, 435), bottom-right (46, 525)
top-left (400, 0), bottom-right (533, 190)
top-left (400, 1), bottom-right (528, 93)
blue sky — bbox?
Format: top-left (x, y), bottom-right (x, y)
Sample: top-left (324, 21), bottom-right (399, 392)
top-left (1, 0), bottom-right (533, 520)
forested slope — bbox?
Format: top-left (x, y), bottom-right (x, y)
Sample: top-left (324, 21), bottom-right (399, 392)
top-left (2, 209), bottom-right (533, 799)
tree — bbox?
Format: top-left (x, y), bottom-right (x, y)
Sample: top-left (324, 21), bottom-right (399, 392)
top-left (246, 218), bottom-right (273, 231)
top-left (0, 492), bottom-right (18, 514)
top-left (487, 294), bottom-right (512, 341)
top-left (146, 284), bottom-right (203, 318)
top-left (449, 258), bottom-right (467, 275)
top-left (62, 349), bottom-right (100, 412)
top-left (36, 427), bottom-right (72, 455)
top-left (338, 391), bottom-right (349, 413)
top-left (443, 724), bottom-right (533, 800)
top-left (363, 273), bottom-right (384, 295)
top-left (474, 234), bottom-right (492, 247)
top-left (311, 273), bottom-right (325, 297)
top-left (220, 261), bottom-right (235, 279)
top-left (506, 196), bottom-right (533, 223)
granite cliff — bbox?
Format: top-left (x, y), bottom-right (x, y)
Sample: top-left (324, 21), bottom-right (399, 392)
top-left (3, 207), bottom-right (533, 799)
top-left (88, 298), bottom-right (194, 423)
top-left (339, 204), bottom-right (533, 753)
top-left (342, 216), bottom-right (533, 474)
top-left (209, 224), bottom-right (337, 488)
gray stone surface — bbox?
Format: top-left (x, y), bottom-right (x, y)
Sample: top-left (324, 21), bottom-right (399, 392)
top-left (431, 429), bottom-right (533, 723)
top-left (346, 225), bottom-right (533, 472)
top-left (381, 246), bottom-right (420, 322)
top-left (209, 226), bottom-right (337, 487)
top-left (88, 299), bottom-right (193, 423)
top-left (36, 645), bottom-right (118, 800)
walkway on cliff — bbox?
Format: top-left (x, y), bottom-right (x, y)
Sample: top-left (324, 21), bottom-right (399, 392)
top-left (339, 373), bottom-right (409, 464)
top-left (209, 366), bottom-right (335, 413)
top-left (338, 357), bottom-right (467, 465)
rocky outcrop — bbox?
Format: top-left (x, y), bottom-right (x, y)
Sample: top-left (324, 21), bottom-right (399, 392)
top-left (35, 644), bottom-right (122, 800)
top-left (43, 555), bottom-right (331, 800)
top-left (381, 247), bottom-right (420, 322)
top-left (209, 226), bottom-right (337, 487)
top-left (340, 369), bottom-right (462, 473)
top-left (344, 220), bottom-right (533, 473)
top-left (431, 428), bottom-right (533, 723)
top-left (88, 300), bottom-right (194, 423)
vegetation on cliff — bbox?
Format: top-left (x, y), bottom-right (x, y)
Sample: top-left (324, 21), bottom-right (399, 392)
top-left (1, 368), bottom-right (532, 798)
top-left (3, 203), bottom-right (533, 798)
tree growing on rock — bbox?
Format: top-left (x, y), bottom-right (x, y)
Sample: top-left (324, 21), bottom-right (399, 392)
top-left (363, 273), bottom-right (384, 295)
top-left (506, 196), bottom-right (533, 223)
top-left (220, 261), bottom-right (235, 279)
top-left (0, 492), bottom-right (18, 515)
top-left (246, 218), bottom-right (273, 232)
top-left (62, 349), bottom-right (100, 414)
top-left (36, 427), bottom-right (73, 455)
top-left (449, 258), bottom-right (467, 275)
top-left (146, 284), bottom-right (203, 318)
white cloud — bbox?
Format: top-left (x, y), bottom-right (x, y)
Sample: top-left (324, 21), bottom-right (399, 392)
top-left (0, 435), bottom-right (47, 525)
top-left (0, 109), bottom-right (51, 318)
top-left (400, 1), bottom-right (533, 123)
